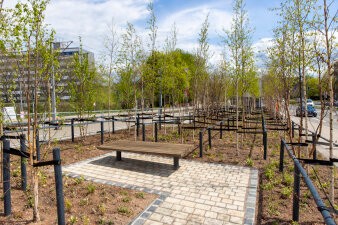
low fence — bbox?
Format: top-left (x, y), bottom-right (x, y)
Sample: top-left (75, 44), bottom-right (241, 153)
top-left (279, 138), bottom-right (336, 224)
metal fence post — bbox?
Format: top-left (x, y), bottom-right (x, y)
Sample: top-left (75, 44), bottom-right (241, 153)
top-left (159, 114), bottom-right (162, 130)
top-left (220, 122), bottom-right (223, 139)
top-left (112, 116), bottom-right (115, 133)
top-left (3, 139), bottom-right (11, 216)
top-left (136, 114), bottom-right (140, 137)
top-left (100, 121), bottom-right (104, 144)
top-left (36, 128), bottom-right (40, 161)
top-left (292, 121), bottom-right (295, 138)
top-left (293, 162), bottom-right (300, 222)
top-left (71, 118), bottom-right (74, 142)
top-left (20, 134), bottom-right (27, 191)
top-left (155, 122), bottom-right (158, 142)
top-left (199, 131), bottom-right (203, 157)
top-left (263, 131), bottom-right (267, 160)
top-left (279, 139), bottom-right (284, 172)
top-left (312, 132), bottom-right (317, 160)
top-left (53, 148), bottom-right (65, 225)
top-left (142, 123), bottom-right (145, 141)
top-left (208, 127), bottom-right (211, 149)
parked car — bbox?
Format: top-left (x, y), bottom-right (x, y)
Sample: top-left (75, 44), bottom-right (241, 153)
top-left (306, 99), bottom-right (314, 107)
top-left (296, 105), bottom-right (317, 117)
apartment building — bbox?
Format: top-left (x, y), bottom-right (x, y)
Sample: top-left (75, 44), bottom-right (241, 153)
top-left (0, 42), bottom-right (94, 109)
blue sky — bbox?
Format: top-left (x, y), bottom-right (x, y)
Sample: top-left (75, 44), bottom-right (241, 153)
top-left (3, 0), bottom-right (337, 66)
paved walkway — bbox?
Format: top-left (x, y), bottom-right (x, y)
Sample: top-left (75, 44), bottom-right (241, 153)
top-left (63, 152), bottom-right (258, 225)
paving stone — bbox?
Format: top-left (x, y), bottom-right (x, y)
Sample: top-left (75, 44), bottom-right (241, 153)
top-left (63, 152), bottom-right (258, 225)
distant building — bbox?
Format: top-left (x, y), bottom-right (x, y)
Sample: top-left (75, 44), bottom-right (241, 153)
top-left (0, 42), bottom-right (94, 109)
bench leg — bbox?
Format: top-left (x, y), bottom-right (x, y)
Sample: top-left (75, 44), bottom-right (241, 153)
top-left (174, 157), bottom-right (179, 169)
top-left (116, 151), bottom-right (122, 161)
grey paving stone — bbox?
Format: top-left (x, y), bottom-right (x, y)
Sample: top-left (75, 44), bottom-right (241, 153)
top-left (63, 152), bottom-right (258, 225)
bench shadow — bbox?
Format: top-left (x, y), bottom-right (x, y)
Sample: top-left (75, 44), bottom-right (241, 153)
top-left (89, 156), bottom-right (175, 177)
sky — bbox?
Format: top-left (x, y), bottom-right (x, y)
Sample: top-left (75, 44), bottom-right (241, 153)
top-left (3, 0), bottom-right (336, 67)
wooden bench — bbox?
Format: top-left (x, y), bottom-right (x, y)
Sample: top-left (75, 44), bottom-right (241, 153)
top-left (97, 140), bottom-right (193, 169)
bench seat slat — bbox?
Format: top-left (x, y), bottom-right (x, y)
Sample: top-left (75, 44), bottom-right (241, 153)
top-left (97, 140), bottom-right (192, 158)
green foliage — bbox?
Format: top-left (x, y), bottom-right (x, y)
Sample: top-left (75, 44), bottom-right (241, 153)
top-left (282, 173), bottom-right (293, 186)
top-left (245, 157), bottom-right (254, 167)
top-left (74, 176), bottom-right (85, 185)
top-left (135, 192), bottom-right (145, 199)
top-left (68, 215), bottom-right (78, 225)
top-left (281, 187), bottom-right (292, 199)
top-left (98, 203), bottom-right (106, 216)
top-left (117, 206), bottom-right (131, 215)
top-left (86, 183), bottom-right (96, 194)
top-left (65, 198), bottom-right (72, 213)
top-left (69, 37), bottom-right (97, 118)
top-left (122, 196), bottom-right (131, 203)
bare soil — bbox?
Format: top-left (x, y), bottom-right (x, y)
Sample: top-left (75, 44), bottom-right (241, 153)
top-left (0, 123), bottom-right (337, 225)
top-left (0, 130), bottom-right (157, 225)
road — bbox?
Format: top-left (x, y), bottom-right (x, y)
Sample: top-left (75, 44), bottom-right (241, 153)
top-left (290, 105), bottom-right (338, 159)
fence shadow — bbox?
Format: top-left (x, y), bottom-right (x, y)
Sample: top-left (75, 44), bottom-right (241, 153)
top-left (89, 156), bottom-right (176, 177)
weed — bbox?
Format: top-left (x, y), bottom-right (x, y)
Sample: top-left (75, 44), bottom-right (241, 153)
top-left (281, 187), bottom-right (292, 199)
top-left (264, 168), bottom-right (275, 180)
top-left (117, 206), bottom-right (131, 215)
top-left (65, 198), bottom-right (72, 213)
top-left (120, 190), bottom-right (128, 196)
top-left (135, 192), bottom-right (145, 199)
top-left (282, 173), bottom-right (293, 186)
top-left (261, 182), bottom-right (274, 191)
top-left (12, 168), bottom-right (21, 177)
top-left (26, 194), bottom-right (34, 208)
top-left (122, 196), bottom-right (131, 203)
top-left (37, 170), bottom-right (47, 186)
top-left (267, 199), bottom-right (280, 216)
top-left (74, 176), bottom-right (85, 185)
top-left (87, 183), bottom-right (96, 194)
top-left (98, 203), bottom-right (106, 216)
top-left (245, 157), bottom-right (254, 167)
top-left (81, 215), bottom-right (90, 225)
top-left (68, 215), bottom-right (78, 225)
top-left (79, 198), bottom-right (89, 206)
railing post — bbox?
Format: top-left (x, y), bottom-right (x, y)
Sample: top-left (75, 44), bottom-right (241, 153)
top-left (220, 122), bottom-right (223, 139)
top-left (293, 162), bottom-right (300, 222)
top-left (279, 139), bottom-right (284, 172)
top-left (142, 123), bottom-right (145, 141)
top-left (36, 128), bottom-right (40, 161)
top-left (20, 134), bottom-right (27, 191)
top-left (155, 122), bottom-right (158, 142)
top-left (312, 132), bottom-right (317, 160)
top-left (112, 116), bottom-right (115, 133)
top-left (292, 121), bottom-right (295, 138)
top-left (100, 121), bottom-right (104, 144)
top-left (263, 131), bottom-right (267, 160)
top-left (159, 114), bottom-right (162, 130)
top-left (199, 130), bottom-right (203, 157)
top-left (3, 139), bottom-right (11, 216)
top-left (71, 118), bottom-right (74, 142)
top-left (227, 118), bottom-right (230, 129)
top-left (208, 127), bottom-right (211, 149)
top-left (53, 148), bottom-right (65, 225)
top-left (136, 114), bottom-right (140, 137)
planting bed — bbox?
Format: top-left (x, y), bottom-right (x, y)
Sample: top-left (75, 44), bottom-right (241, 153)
top-left (0, 123), bottom-right (337, 224)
